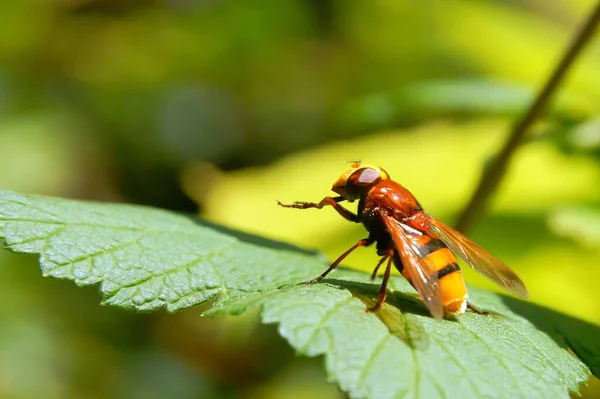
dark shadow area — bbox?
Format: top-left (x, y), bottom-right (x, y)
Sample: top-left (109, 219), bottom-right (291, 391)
top-left (321, 277), bottom-right (432, 349)
top-left (501, 295), bottom-right (600, 378)
top-left (323, 277), bottom-right (431, 317)
top-left (181, 213), bottom-right (322, 258)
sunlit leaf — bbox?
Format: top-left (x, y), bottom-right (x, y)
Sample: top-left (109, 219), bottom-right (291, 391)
top-left (564, 117), bottom-right (600, 152)
top-left (548, 205), bottom-right (600, 247)
top-left (0, 189), bottom-right (596, 399)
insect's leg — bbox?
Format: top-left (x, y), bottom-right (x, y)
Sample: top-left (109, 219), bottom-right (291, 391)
top-left (306, 238), bottom-right (372, 284)
top-left (277, 196), bottom-right (358, 222)
top-left (467, 302), bottom-right (490, 316)
top-left (366, 250), bottom-right (393, 312)
top-left (370, 255), bottom-right (389, 281)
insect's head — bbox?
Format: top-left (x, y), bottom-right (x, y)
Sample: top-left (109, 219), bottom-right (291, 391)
top-left (331, 162), bottom-right (390, 201)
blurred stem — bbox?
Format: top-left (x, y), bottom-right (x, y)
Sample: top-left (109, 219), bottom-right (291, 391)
top-left (455, 1), bottom-right (600, 233)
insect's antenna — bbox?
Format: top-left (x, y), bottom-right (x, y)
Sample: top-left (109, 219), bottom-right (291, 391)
top-left (344, 160), bottom-right (362, 167)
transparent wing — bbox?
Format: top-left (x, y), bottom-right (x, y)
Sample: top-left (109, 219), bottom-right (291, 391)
top-left (429, 217), bottom-right (529, 298)
top-left (381, 213), bottom-right (444, 319)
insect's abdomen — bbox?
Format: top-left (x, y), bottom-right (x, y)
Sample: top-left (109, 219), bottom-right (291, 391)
top-left (398, 234), bottom-right (468, 315)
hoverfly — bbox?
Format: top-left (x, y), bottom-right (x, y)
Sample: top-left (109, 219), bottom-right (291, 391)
top-left (278, 163), bottom-right (528, 319)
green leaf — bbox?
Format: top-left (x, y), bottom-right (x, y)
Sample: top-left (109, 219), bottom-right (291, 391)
top-left (548, 205), bottom-right (600, 247)
top-left (335, 79), bottom-right (579, 133)
top-left (0, 189), bottom-right (596, 399)
top-left (564, 117), bottom-right (600, 152)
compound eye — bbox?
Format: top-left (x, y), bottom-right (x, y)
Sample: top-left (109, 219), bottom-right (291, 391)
top-left (354, 168), bottom-right (381, 186)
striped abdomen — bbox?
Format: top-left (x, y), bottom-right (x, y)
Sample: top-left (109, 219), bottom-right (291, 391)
top-left (394, 232), bottom-right (468, 315)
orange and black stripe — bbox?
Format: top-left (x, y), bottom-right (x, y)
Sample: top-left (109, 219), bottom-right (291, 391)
top-left (395, 233), bottom-right (468, 315)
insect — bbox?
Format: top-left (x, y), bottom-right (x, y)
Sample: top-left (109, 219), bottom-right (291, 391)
top-left (277, 162), bottom-right (529, 319)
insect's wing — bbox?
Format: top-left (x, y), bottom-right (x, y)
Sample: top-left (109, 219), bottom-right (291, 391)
top-left (381, 213), bottom-right (444, 319)
top-left (428, 217), bottom-right (529, 298)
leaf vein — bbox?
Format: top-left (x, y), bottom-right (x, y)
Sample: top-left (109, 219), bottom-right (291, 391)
top-left (49, 234), bottom-right (147, 270)
top-left (428, 373), bottom-right (448, 399)
top-left (428, 334), bottom-right (482, 397)
top-left (298, 295), bottom-right (355, 353)
top-left (503, 321), bottom-right (570, 388)
top-left (1, 197), bottom-right (62, 220)
top-left (459, 322), bottom-right (529, 398)
top-left (357, 333), bottom-right (390, 390)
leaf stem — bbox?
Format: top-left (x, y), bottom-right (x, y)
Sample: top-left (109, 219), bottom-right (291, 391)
top-left (455, 1), bottom-right (600, 233)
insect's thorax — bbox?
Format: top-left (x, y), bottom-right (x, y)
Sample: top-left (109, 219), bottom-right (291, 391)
top-left (356, 180), bottom-right (423, 254)
top-left (357, 180), bottom-right (421, 225)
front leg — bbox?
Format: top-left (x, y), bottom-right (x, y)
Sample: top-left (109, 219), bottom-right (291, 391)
top-left (277, 196), bottom-right (359, 222)
top-left (306, 238), bottom-right (373, 284)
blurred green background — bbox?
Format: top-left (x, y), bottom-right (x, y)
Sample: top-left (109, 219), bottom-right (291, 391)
top-left (1, 0), bottom-right (600, 398)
